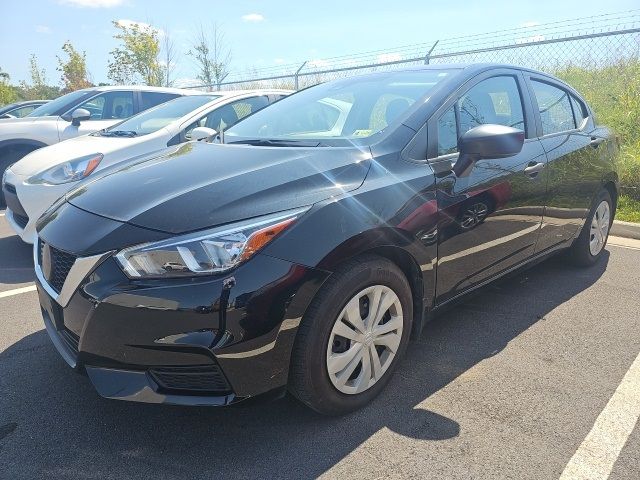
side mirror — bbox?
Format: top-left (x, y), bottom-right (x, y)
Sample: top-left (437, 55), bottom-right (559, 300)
top-left (190, 126), bottom-right (217, 142)
top-left (453, 124), bottom-right (525, 177)
top-left (70, 108), bottom-right (91, 126)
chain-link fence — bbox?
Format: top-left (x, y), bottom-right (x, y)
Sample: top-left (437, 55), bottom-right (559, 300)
top-left (184, 10), bottom-right (640, 91)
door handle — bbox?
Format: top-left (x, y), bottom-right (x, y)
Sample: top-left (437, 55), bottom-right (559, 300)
top-left (524, 162), bottom-right (545, 177)
top-left (590, 136), bottom-right (605, 148)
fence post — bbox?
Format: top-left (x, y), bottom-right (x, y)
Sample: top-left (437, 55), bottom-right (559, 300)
top-left (424, 40), bottom-right (439, 65)
top-left (294, 61), bottom-right (307, 90)
top-left (216, 73), bottom-right (229, 91)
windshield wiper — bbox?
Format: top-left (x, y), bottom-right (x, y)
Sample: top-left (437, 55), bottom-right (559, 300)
top-left (101, 130), bottom-right (138, 137)
top-left (226, 139), bottom-right (321, 147)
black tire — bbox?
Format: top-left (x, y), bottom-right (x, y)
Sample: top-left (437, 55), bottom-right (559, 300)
top-left (289, 255), bottom-right (413, 415)
top-left (568, 189), bottom-right (613, 267)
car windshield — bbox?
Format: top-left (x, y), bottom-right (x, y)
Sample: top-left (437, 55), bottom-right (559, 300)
top-left (101, 95), bottom-right (220, 136)
top-left (27, 90), bottom-right (93, 117)
top-left (225, 69), bottom-right (457, 145)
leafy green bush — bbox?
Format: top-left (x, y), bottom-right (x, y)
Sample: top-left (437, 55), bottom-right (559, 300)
top-left (556, 59), bottom-right (640, 197)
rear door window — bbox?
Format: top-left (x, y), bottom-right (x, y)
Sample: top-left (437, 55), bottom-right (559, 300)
top-left (530, 80), bottom-right (576, 135)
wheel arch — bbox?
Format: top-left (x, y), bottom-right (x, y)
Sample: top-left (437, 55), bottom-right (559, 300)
top-left (0, 139), bottom-right (48, 167)
top-left (364, 246), bottom-right (426, 339)
top-left (314, 227), bottom-right (433, 340)
top-left (602, 179), bottom-right (618, 217)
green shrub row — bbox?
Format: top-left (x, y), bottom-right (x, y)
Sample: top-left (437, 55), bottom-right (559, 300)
top-left (556, 58), bottom-right (640, 197)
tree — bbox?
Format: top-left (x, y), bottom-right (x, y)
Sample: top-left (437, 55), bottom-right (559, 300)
top-left (107, 20), bottom-right (163, 86)
top-left (19, 55), bottom-right (60, 100)
top-left (57, 41), bottom-right (92, 92)
top-left (161, 28), bottom-right (177, 87)
top-left (188, 23), bottom-right (231, 90)
top-left (0, 67), bottom-right (16, 105)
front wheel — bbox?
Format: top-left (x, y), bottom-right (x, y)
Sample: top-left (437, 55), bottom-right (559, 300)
top-left (568, 189), bottom-right (613, 266)
top-left (289, 255), bottom-right (413, 415)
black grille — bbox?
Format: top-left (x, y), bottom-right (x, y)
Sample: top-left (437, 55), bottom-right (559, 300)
top-left (12, 212), bottom-right (28, 229)
top-left (59, 328), bottom-right (79, 355)
top-left (40, 242), bottom-right (77, 293)
top-left (4, 183), bottom-right (16, 195)
top-left (149, 365), bottom-right (231, 394)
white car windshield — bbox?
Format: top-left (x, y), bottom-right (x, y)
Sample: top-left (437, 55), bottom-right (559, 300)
top-left (225, 69), bottom-right (457, 145)
top-left (27, 90), bottom-right (93, 117)
top-left (100, 95), bottom-right (220, 137)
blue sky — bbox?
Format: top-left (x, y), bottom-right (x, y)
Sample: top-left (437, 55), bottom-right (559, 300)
top-left (1, 0), bottom-right (638, 86)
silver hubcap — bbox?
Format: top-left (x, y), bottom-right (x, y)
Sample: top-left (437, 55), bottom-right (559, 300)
top-left (589, 200), bottom-right (610, 256)
top-left (326, 285), bottom-right (403, 395)
top-left (460, 202), bottom-right (489, 229)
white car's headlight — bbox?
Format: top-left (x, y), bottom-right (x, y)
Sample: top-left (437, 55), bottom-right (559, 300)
top-left (115, 207), bottom-right (308, 278)
top-left (27, 153), bottom-right (103, 185)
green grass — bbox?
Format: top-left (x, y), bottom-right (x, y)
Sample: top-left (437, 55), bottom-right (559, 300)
top-left (555, 59), bottom-right (640, 196)
top-left (616, 195), bottom-right (640, 223)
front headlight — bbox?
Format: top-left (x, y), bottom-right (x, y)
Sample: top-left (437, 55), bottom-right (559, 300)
top-left (115, 207), bottom-right (308, 278)
top-left (27, 153), bottom-right (103, 185)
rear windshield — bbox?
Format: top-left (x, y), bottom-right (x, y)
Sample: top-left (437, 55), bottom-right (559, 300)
top-left (103, 95), bottom-right (220, 136)
top-left (27, 90), bottom-right (94, 117)
top-left (225, 69), bottom-right (457, 144)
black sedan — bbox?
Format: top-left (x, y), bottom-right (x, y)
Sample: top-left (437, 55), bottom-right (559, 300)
top-left (33, 64), bottom-right (618, 415)
top-left (0, 100), bottom-right (49, 119)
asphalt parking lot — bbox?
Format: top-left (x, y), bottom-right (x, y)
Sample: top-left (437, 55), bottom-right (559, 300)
top-left (0, 209), bottom-right (639, 480)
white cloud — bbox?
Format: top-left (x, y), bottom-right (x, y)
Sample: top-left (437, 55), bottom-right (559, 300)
top-left (59, 0), bottom-right (125, 7)
top-left (241, 13), bottom-right (265, 22)
top-left (35, 25), bottom-right (52, 34)
top-left (274, 58), bottom-right (286, 65)
top-left (377, 53), bottom-right (403, 63)
top-left (116, 19), bottom-right (164, 36)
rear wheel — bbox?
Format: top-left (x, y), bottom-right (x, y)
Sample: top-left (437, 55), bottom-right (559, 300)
top-left (289, 255), bottom-right (412, 415)
top-left (568, 189), bottom-right (613, 266)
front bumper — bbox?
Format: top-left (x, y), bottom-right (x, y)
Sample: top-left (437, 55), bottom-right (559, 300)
top-left (35, 239), bottom-right (329, 405)
top-left (2, 169), bottom-right (70, 243)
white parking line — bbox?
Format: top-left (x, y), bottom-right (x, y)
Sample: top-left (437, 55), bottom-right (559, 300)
top-left (0, 285), bottom-right (37, 299)
top-left (559, 350), bottom-right (640, 480)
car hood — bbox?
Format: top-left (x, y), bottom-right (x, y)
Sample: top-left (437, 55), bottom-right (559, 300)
top-left (10, 133), bottom-right (156, 175)
top-left (66, 141), bottom-right (372, 234)
top-left (0, 115), bottom-right (57, 126)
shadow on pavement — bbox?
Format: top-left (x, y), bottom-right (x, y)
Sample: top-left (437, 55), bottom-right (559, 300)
top-left (0, 252), bottom-right (609, 479)
top-left (0, 234), bottom-right (34, 285)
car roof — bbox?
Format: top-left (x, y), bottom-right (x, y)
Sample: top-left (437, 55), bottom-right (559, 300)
top-left (197, 88), bottom-right (294, 97)
top-left (72, 86), bottom-right (292, 97)
top-left (365, 62), bottom-right (568, 84)
top-left (78, 85), bottom-right (204, 95)
top-left (0, 100), bottom-right (49, 108)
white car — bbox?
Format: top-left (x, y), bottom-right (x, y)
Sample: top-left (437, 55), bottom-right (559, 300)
top-left (2, 89), bottom-right (291, 243)
top-left (0, 85), bottom-right (198, 197)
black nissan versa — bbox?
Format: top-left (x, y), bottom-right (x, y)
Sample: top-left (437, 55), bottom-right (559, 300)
top-left (33, 64), bottom-right (618, 415)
